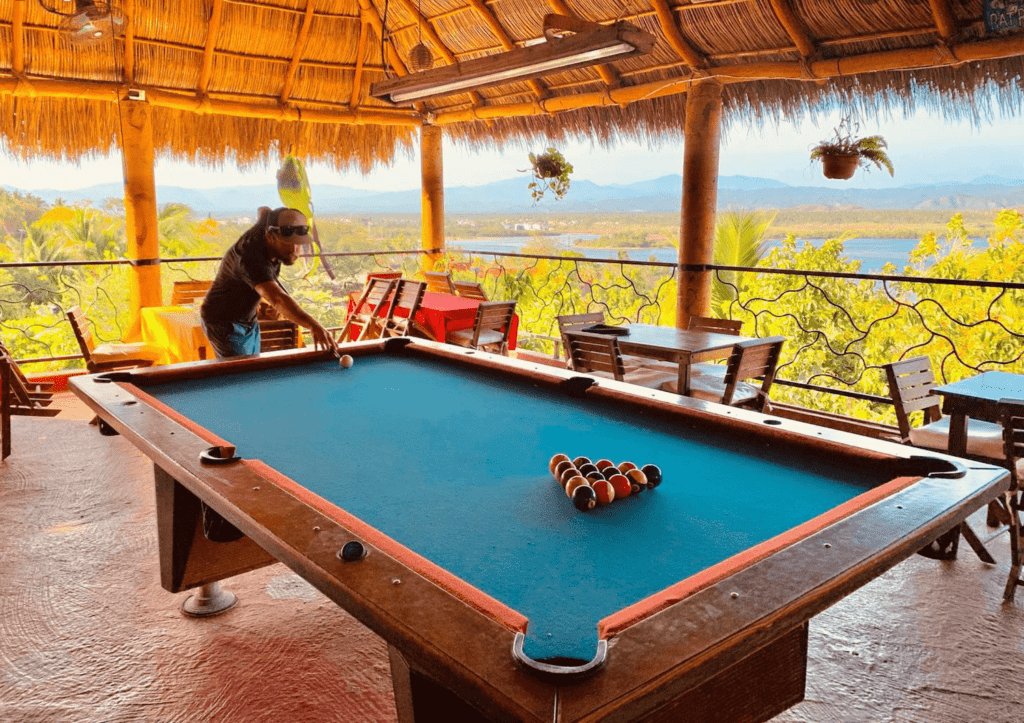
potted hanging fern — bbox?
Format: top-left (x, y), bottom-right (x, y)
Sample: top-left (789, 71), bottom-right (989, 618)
top-left (524, 148), bottom-right (574, 202)
top-left (810, 119), bottom-right (894, 180)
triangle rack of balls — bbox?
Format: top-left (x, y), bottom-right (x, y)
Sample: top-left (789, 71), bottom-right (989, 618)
top-left (548, 454), bottom-right (662, 512)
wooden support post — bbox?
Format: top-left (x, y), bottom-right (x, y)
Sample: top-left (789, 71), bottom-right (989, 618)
top-left (420, 125), bottom-right (444, 271)
top-left (677, 79), bottom-right (723, 329)
top-left (120, 98), bottom-right (162, 341)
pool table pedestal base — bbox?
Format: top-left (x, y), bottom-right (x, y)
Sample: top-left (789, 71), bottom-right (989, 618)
top-left (154, 466), bottom-right (276, 595)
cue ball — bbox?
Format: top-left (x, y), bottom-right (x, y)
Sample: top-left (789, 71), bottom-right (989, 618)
top-left (339, 354), bottom-right (354, 368)
top-left (572, 485), bottom-right (597, 512)
top-left (641, 464), bottom-right (662, 488)
top-left (608, 474), bottom-right (631, 500)
top-left (592, 479), bottom-right (615, 505)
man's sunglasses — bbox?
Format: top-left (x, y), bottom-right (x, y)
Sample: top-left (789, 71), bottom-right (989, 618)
top-left (268, 225), bottom-right (309, 237)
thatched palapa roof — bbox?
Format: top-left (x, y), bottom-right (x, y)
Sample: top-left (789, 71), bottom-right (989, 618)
top-left (1, 0), bottom-right (1023, 171)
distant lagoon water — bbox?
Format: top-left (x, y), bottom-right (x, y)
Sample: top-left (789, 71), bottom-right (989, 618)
top-left (447, 234), bottom-right (946, 274)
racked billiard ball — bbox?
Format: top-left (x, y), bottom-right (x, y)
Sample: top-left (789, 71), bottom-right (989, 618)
top-left (549, 454), bottom-right (571, 474)
top-left (564, 476), bottom-right (589, 499)
top-left (578, 463), bottom-right (600, 478)
top-left (626, 468), bottom-right (648, 494)
top-left (617, 461), bottom-right (637, 474)
top-left (641, 464), bottom-right (662, 489)
top-left (559, 466), bottom-right (581, 486)
top-left (608, 474), bottom-right (631, 500)
top-left (594, 459), bottom-right (615, 472)
top-left (592, 479), bottom-right (615, 505)
top-left (572, 484), bottom-right (597, 511)
top-left (572, 456), bottom-right (592, 468)
top-left (585, 471), bottom-right (605, 485)
top-left (553, 460), bottom-right (575, 482)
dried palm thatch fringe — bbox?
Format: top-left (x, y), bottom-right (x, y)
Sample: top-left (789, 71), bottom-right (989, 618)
top-left (1, 0), bottom-right (1024, 170)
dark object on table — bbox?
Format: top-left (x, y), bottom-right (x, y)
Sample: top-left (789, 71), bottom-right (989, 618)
top-left (582, 323), bottom-right (629, 336)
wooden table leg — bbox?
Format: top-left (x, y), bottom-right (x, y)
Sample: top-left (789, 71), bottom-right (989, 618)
top-left (948, 413), bottom-right (969, 458)
top-left (959, 521), bottom-right (997, 564)
top-left (677, 351), bottom-right (692, 396)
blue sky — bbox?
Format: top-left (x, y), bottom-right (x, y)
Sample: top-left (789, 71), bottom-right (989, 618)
top-left (1, 108), bottom-right (1021, 192)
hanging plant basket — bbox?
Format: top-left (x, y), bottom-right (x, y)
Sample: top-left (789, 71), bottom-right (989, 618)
top-left (820, 153), bottom-right (860, 180)
top-left (523, 147), bottom-right (574, 203)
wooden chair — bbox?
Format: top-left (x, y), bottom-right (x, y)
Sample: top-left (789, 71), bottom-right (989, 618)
top-left (423, 270), bottom-right (456, 295)
top-left (447, 300), bottom-right (517, 355)
top-left (557, 311), bottom-right (647, 371)
top-left (0, 342), bottom-right (59, 417)
top-left (662, 336), bottom-right (786, 413)
top-left (258, 320), bottom-right (302, 352)
top-left (337, 278), bottom-right (396, 343)
top-left (688, 315), bottom-right (744, 363)
top-left (687, 315), bottom-right (743, 335)
top-left (66, 307), bottom-right (162, 373)
top-left (366, 271), bottom-right (403, 283)
top-left (883, 356), bottom-right (1004, 563)
top-left (882, 357), bottom-right (1004, 460)
top-left (171, 280), bottom-right (213, 306)
top-left (999, 398), bottom-right (1024, 601)
top-left (563, 331), bottom-right (678, 390)
top-left (453, 280), bottom-right (488, 301)
top-left (381, 280), bottom-right (427, 338)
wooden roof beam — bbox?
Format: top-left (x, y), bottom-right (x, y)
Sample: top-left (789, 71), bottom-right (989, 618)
top-left (198, 0), bottom-right (224, 95)
top-left (766, 0), bottom-right (816, 58)
top-left (432, 32), bottom-right (1024, 124)
top-left (650, 0), bottom-right (707, 70)
top-left (0, 76), bottom-right (419, 126)
top-left (12, 0), bottom-right (25, 74)
top-left (357, 0), bottom-right (429, 114)
top-left (465, 0), bottom-right (546, 98)
top-left (547, 0), bottom-right (621, 87)
top-left (280, 0), bottom-right (316, 103)
top-left (927, 0), bottom-right (958, 40)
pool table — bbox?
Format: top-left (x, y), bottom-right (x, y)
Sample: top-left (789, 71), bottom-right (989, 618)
top-left (70, 338), bottom-right (1009, 723)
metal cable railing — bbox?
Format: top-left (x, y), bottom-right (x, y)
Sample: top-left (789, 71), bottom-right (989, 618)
top-left (4, 249), bottom-right (1023, 429)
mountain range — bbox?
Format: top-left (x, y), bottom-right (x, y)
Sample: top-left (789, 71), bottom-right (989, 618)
top-left (5, 174), bottom-right (1024, 217)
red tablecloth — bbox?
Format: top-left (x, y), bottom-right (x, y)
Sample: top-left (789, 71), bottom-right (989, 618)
top-left (345, 290), bottom-right (518, 350)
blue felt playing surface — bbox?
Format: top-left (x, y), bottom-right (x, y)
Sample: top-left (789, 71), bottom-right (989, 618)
top-left (148, 355), bottom-right (882, 662)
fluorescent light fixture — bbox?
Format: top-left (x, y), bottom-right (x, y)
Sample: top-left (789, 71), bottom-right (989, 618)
top-left (371, 15), bottom-right (655, 105)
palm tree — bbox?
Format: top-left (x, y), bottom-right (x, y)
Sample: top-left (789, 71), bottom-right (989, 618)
top-left (711, 210), bottom-right (776, 317)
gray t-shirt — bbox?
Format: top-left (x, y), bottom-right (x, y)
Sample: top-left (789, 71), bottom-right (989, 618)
top-left (200, 230), bottom-right (281, 324)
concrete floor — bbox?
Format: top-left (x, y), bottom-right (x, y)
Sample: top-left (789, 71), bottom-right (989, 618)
top-left (2, 406), bottom-right (1023, 723)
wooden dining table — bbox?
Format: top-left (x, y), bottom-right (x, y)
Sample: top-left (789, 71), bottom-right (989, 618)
top-left (932, 371), bottom-right (1024, 457)
top-left (612, 323), bottom-right (752, 396)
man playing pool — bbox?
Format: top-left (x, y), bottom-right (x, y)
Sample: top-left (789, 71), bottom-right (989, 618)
top-left (200, 206), bottom-right (337, 359)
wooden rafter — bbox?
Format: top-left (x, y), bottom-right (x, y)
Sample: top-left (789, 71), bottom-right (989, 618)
top-left (465, 0), bottom-right (546, 98)
top-left (927, 0), bottom-right (958, 40)
top-left (122, 0), bottom-right (135, 83)
top-left (11, 0), bottom-right (24, 74)
top-left (766, 0), bottom-right (816, 58)
top-left (547, 0), bottom-right (620, 87)
top-left (357, 0), bottom-right (409, 77)
top-left (351, 19), bottom-right (370, 108)
top-left (650, 0), bottom-right (707, 70)
top-left (198, 0), bottom-right (224, 95)
top-left (280, 0), bottom-right (316, 103)
top-left (392, 0), bottom-right (485, 106)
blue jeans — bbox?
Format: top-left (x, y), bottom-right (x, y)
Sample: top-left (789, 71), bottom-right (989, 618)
top-left (201, 319), bottom-right (260, 359)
